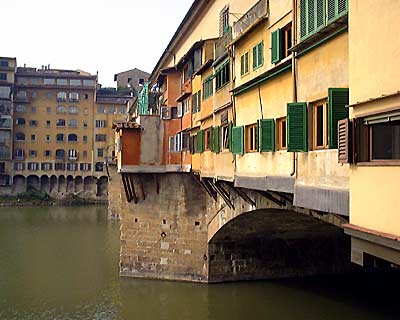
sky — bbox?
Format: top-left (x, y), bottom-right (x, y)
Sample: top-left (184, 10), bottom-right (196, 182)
top-left (1, 0), bottom-right (193, 87)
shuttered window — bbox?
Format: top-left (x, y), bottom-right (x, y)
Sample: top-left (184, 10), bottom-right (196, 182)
top-left (213, 126), bottom-right (220, 153)
top-left (300, 0), bottom-right (347, 40)
top-left (328, 88), bottom-right (349, 149)
top-left (259, 119), bottom-right (275, 152)
top-left (287, 102), bottom-right (307, 152)
top-left (240, 52), bottom-right (249, 76)
top-left (231, 126), bottom-right (244, 155)
top-left (252, 42), bottom-right (264, 70)
top-left (197, 130), bottom-right (204, 153)
top-left (337, 118), bottom-right (352, 163)
top-left (271, 29), bottom-right (281, 64)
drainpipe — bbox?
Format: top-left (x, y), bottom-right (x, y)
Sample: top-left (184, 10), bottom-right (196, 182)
top-left (290, 0), bottom-right (298, 177)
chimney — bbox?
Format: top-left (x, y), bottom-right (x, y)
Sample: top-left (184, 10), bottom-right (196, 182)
top-left (48, 64), bottom-right (50, 70)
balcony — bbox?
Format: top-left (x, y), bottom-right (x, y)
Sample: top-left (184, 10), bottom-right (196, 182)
top-left (68, 156), bottom-right (78, 161)
top-left (177, 79), bottom-right (192, 103)
top-left (14, 155), bottom-right (24, 161)
top-left (0, 117), bottom-right (11, 129)
top-left (232, 0), bottom-right (267, 39)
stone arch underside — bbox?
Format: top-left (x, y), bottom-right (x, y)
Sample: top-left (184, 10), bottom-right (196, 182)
top-left (207, 209), bottom-right (353, 282)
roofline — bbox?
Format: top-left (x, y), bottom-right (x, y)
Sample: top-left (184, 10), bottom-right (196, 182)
top-left (149, 0), bottom-right (209, 82)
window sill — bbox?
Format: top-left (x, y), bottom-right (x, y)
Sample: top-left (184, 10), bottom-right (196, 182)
top-left (356, 161), bottom-right (400, 167)
top-left (252, 64), bottom-right (264, 72)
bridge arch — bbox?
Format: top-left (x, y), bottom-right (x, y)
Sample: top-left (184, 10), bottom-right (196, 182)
top-left (207, 208), bottom-right (351, 282)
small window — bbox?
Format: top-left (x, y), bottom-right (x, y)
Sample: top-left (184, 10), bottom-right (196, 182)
top-left (276, 117), bottom-right (287, 150)
top-left (0, 73), bottom-right (7, 81)
top-left (69, 119), bottom-right (77, 128)
top-left (246, 123), bottom-right (258, 152)
top-left (216, 61), bottom-right (230, 91)
top-left (69, 106), bottom-right (78, 114)
top-left (282, 23), bottom-right (292, 59)
top-left (83, 121), bottom-right (88, 128)
top-left (95, 134), bottom-right (106, 142)
top-left (44, 150), bottom-right (51, 157)
top-left (203, 77), bottom-right (213, 100)
top-left (252, 42), bottom-right (264, 70)
top-left (45, 135), bottom-right (51, 142)
top-left (15, 105), bottom-right (26, 113)
top-left (56, 133), bottom-right (64, 142)
top-left (56, 79), bottom-right (67, 86)
top-left (56, 105), bottom-right (66, 114)
top-left (31, 134), bottom-right (36, 141)
top-left (46, 107), bottom-right (51, 114)
top-left (221, 125), bottom-right (230, 150)
top-left (56, 92), bottom-right (67, 102)
top-left (312, 100), bottom-right (328, 149)
top-left (29, 120), bottom-right (38, 127)
top-left (55, 149), bottom-right (65, 159)
top-left (68, 134), bottom-right (78, 142)
top-left (15, 132), bottom-right (25, 141)
top-left (204, 128), bottom-right (212, 151)
top-left (56, 119), bottom-right (65, 127)
top-left (95, 120), bottom-right (106, 128)
top-left (95, 162), bottom-right (103, 172)
top-left (97, 148), bottom-right (104, 157)
top-left (220, 6), bottom-right (230, 35)
top-left (16, 118), bottom-right (25, 125)
top-left (240, 51), bottom-right (249, 76)
top-left (83, 135), bottom-right (88, 143)
top-left (29, 150), bottom-right (37, 157)
top-left (31, 106), bottom-right (36, 113)
top-left (97, 106), bottom-right (106, 114)
top-left (46, 120), bottom-right (51, 127)
top-left (82, 150), bottom-right (88, 158)
top-left (0, 61), bottom-right (9, 67)
top-left (370, 120), bottom-right (400, 160)
top-left (47, 93), bottom-right (52, 99)
top-left (69, 92), bottom-right (79, 102)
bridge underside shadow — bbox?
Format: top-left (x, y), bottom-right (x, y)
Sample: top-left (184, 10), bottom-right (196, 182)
top-left (208, 209), bottom-right (354, 282)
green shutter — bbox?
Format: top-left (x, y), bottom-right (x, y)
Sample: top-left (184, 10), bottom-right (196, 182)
top-left (271, 29), bottom-right (281, 64)
top-left (287, 102), bottom-right (307, 152)
top-left (252, 46), bottom-right (257, 69)
top-left (197, 130), bottom-right (204, 153)
top-left (231, 126), bottom-right (244, 155)
top-left (328, 88), bottom-right (349, 149)
top-left (198, 91), bottom-right (201, 111)
top-left (300, 0), bottom-right (307, 39)
top-left (214, 126), bottom-right (220, 153)
top-left (316, 0), bottom-right (326, 30)
top-left (259, 119), bottom-right (275, 152)
top-left (240, 55), bottom-right (245, 75)
top-left (308, 0), bottom-right (316, 34)
top-left (258, 42), bottom-right (264, 66)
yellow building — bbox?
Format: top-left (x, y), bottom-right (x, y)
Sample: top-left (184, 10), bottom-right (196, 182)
top-left (343, 0), bottom-right (400, 266)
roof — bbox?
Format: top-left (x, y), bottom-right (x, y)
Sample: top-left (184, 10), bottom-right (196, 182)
top-left (113, 68), bottom-right (150, 81)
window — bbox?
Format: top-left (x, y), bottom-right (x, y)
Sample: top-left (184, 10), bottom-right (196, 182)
top-left (29, 150), bottom-right (36, 157)
top-left (83, 121), bottom-right (88, 128)
top-left (192, 91), bottom-right (201, 113)
top-left (119, 106), bottom-right (125, 114)
top-left (84, 94), bottom-right (89, 100)
top-left (14, 162), bottom-right (25, 171)
top-left (44, 150), bottom-right (51, 157)
top-left (0, 131), bottom-right (10, 144)
top-left (15, 132), bottom-right (25, 141)
top-left (95, 134), bottom-right (106, 142)
top-left (83, 79), bottom-right (95, 87)
top-left (370, 122), bottom-right (400, 160)
top-left (82, 150), bottom-right (88, 157)
top-left (80, 163), bottom-right (91, 171)
top-left (14, 149), bottom-right (24, 159)
top-left (246, 124), bottom-right (258, 152)
top-left (171, 107), bottom-right (178, 119)
top-left (221, 125), bottom-right (230, 150)
top-left (216, 61), bottom-right (230, 90)
top-left (231, 126), bottom-right (244, 155)
top-left (0, 87), bottom-right (11, 99)
top-left (44, 78), bottom-right (55, 85)
top-left (47, 92), bottom-right (52, 99)
top-left (203, 76), bottom-right (213, 100)
top-left (69, 119), bottom-right (77, 128)
top-left (107, 106), bottom-right (116, 114)
top-left (68, 149), bottom-right (78, 159)
top-left (31, 134), bottom-right (36, 141)
top-left (46, 107), bottom-right (51, 114)
top-left (240, 51), bottom-right (249, 76)
top-left (0, 60), bottom-right (9, 67)
top-left (67, 163), bottom-right (78, 171)
top-left (69, 106), bottom-right (78, 114)
top-left (252, 42), bottom-right (264, 70)
top-left (68, 134), bottom-right (78, 142)
top-left (276, 117), bottom-right (287, 150)
top-left (183, 99), bottom-right (190, 115)
top-left (204, 128), bottom-right (212, 151)
top-left (97, 106), bottom-right (106, 114)
top-left (15, 105), bottom-right (26, 113)
top-left (83, 108), bottom-right (88, 115)
top-left (16, 118), bottom-right (25, 125)
top-left (312, 101), bottom-right (328, 149)
top-left (70, 79), bottom-right (82, 86)
top-left (55, 163), bottom-right (66, 170)
top-left (271, 23), bottom-right (292, 64)
top-left (69, 92), bottom-right (79, 102)
top-left (96, 120), bottom-right (106, 128)
top-left (95, 162), bottom-right (103, 172)
top-left (56, 92), bottom-right (67, 102)
top-left (56, 79), bottom-right (67, 86)
top-left (31, 106), bottom-right (36, 113)
top-left (83, 135), bottom-right (88, 143)
top-left (28, 162), bottom-right (39, 171)
top-left (56, 133), bottom-right (65, 142)
top-left (0, 73), bottom-right (7, 81)
top-left (97, 148), bottom-right (104, 157)
top-left (31, 92), bottom-right (37, 99)
top-left (56, 119), bottom-right (65, 127)
top-left (55, 149), bottom-right (65, 159)
top-left (46, 120), bottom-right (51, 127)
top-left (0, 146), bottom-right (9, 159)
top-left (41, 163), bottom-right (53, 171)
top-left (29, 120), bottom-right (38, 127)
top-left (219, 5), bottom-right (230, 36)
top-left (56, 105), bottom-right (66, 114)
top-left (300, 0), bottom-right (348, 40)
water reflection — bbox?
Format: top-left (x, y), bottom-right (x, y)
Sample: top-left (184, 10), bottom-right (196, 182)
top-left (0, 206), bottom-right (397, 320)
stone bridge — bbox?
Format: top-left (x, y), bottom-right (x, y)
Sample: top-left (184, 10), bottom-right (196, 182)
top-left (114, 173), bottom-right (352, 283)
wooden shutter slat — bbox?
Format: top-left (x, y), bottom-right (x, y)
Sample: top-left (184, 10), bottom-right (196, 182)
top-left (287, 102), bottom-right (307, 152)
top-left (259, 119), bottom-right (275, 152)
top-left (231, 126), bottom-right (244, 155)
top-left (338, 118), bottom-right (352, 163)
top-left (214, 126), bottom-right (220, 153)
top-left (197, 130), bottom-right (204, 153)
top-left (271, 29), bottom-right (281, 64)
top-left (328, 88), bottom-right (349, 149)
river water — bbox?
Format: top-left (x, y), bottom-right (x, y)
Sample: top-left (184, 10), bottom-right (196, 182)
top-left (0, 206), bottom-right (398, 320)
